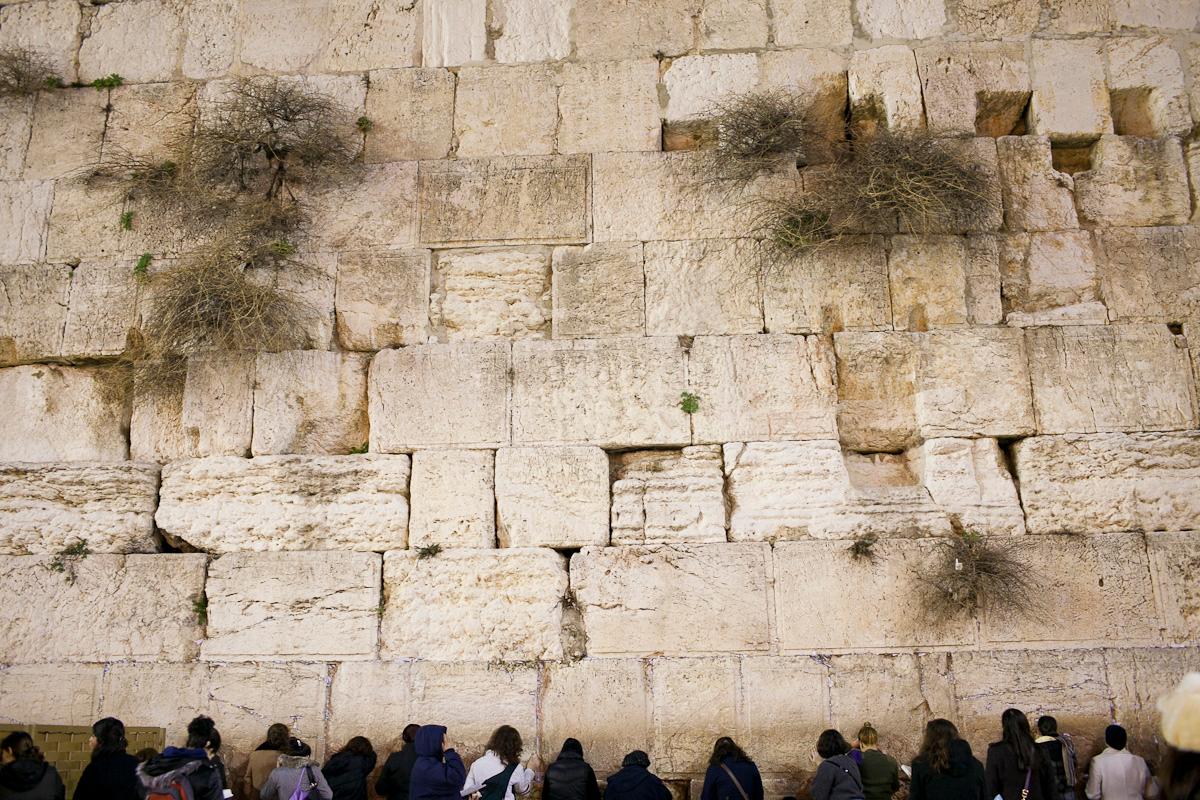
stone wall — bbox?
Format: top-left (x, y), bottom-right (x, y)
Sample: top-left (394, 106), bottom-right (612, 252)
top-left (1, 0), bottom-right (1199, 795)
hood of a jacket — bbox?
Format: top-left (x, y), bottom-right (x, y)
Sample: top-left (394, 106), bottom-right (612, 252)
top-left (826, 754), bottom-right (859, 774)
top-left (415, 725), bottom-right (447, 758)
top-left (947, 740), bottom-right (976, 777)
top-left (278, 754), bottom-right (319, 770)
top-left (559, 739), bottom-right (584, 758)
top-left (606, 765), bottom-right (653, 794)
top-left (0, 759), bottom-right (49, 792)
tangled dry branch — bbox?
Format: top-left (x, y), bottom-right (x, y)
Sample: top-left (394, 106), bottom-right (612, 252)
top-left (0, 46), bottom-right (60, 97)
top-left (710, 89), bottom-right (822, 181)
top-left (919, 528), bottom-right (1043, 624)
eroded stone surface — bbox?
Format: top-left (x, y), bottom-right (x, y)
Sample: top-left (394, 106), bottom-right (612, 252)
top-left (1075, 136), bottom-right (1191, 227)
top-left (1097, 226), bottom-right (1200, 323)
top-left (551, 243), bottom-right (645, 338)
top-left (0, 664), bottom-right (102, 726)
top-left (307, 161), bottom-right (420, 250)
top-left (909, 437), bottom-right (1026, 536)
top-left (558, 60), bottom-right (661, 154)
top-left (320, 0), bottom-right (420, 72)
top-left (834, 331), bottom-right (918, 451)
top-left (644, 239), bottom-right (762, 336)
top-left (611, 446), bottom-right (727, 545)
top-left (764, 237), bottom-right (891, 334)
top-left (493, 0), bottom-right (571, 62)
top-left (916, 43), bottom-right (1029, 136)
top-left (252, 351), bottom-right (369, 455)
top-left (495, 447), bottom-right (610, 548)
top-left (0, 1), bottom-right (82, 81)
top-left (0, 263), bottom-right (69, 366)
top-left (888, 235), bottom-right (1001, 329)
top-left (422, 0), bottom-right (486, 67)
top-left (857, 0), bottom-right (946, 38)
top-left (432, 248), bottom-right (551, 340)
top-left (996, 137), bottom-right (1078, 232)
top-left (0, 365), bottom-right (129, 462)
top-left (60, 260), bottom-right (139, 360)
top-left (849, 46), bottom-right (924, 133)
top-left (409, 450), bottom-right (495, 549)
top-left (1029, 39), bottom-right (1111, 142)
top-left (237, 0), bottom-right (326, 73)
top-left (364, 68), bottom-right (455, 162)
top-left (0, 180), bottom-right (53, 264)
top-left (455, 65), bottom-right (557, 157)
top-left (1106, 37), bottom-right (1190, 137)
top-left (1106, 646), bottom-right (1200, 757)
top-left (542, 659), bottom-right (651, 775)
top-left (335, 250), bottom-right (430, 350)
top-left (104, 83), bottom-right (196, 164)
top-left (1000, 232), bottom-right (1105, 327)
top-left (571, 0), bottom-right (694, 60)
top-left (772, 0), bottom-right (853, 47)
top-left (23, 90), bottom-right (105, 180)
top-left (79, 1), bottom-right (182, 84)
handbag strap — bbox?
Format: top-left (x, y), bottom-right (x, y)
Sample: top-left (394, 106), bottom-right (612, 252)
top-left (719, 763), bottom-right (751, 800)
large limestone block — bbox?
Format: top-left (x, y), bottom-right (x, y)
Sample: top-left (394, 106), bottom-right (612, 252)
top-left (408, 450), bottom-right (495, 549)
top-left (78, 1), bottom-right (182, 84)
top-left (23, 90), bottom-right (105, 180)
top-left (369, 342), bottom-right (510, 450)
top-left (382, 549), bottom-right (568, 661)
top-left (558, 60), bottom-right (661, 154)
top-left (44, 182), bottom-right (125, 263)
top-left (697, 0), bottom-right (768, 49)
top-left (0, 462), bottom-right (159, 555)
top-left (251, 351), bottom-right (369, 455)
top-left (431, 248), bottom-right (551, 340)
top-left (908, 438), bottom-right (1025, 536)
top-left (0, 96), bottom-right (33, 180)
top-left (493, 0), bottom-right (571, 62)
top-left (335, 249), bottom-right (431, 350)
top-left (364, 69), bottom-right (454, 162)
top-left (688, 335), bottom-right (838, 444)
top-left (1042, 0), bottom-right (1113, 33)
top-left (952, 0), bottom-right (1040, 36)
top-left (856, 0), bottom-right (946, 38)
top-left (307, 161), bottom-right (419, 250)
top-left (0, 665), bottom-right (102, 726)
top-left (542, 659), bottom-right (651, 775)
top-left (1097, 226), bottom-right (1200, 323)
top-left (834, 331), bottom-right (918, 451)
top-left (0, 180), bottom-right (52, 263)
top-left (996, 137), bottom-right (1078, 232)
top-left (1014, 432), bottom-right (1200, 534)
top-left (740, 656), bottom-right (830, 772)
top-left (1029, 39), bottom-right (1111, 142)
top-left (0, 1), bottom-right (82, 80)
top-left (511, 338), bottom-right (690, 448)
top-left (0, 553), bottom-right (205, 663)
top-left (771, 0), bottom-right (853, 47)
top-left (0, 365), bottom-right (129, 461)
top-left (763, 237), bottom-right (891, 334)
top-left (1000, 232), bottom-right (1105, 327)
top-left (0, 263), bottom-right (69, 365)
top-left (422, 0), bottom-right (486, 67)
top-left (1112, 0), bottom-right (1200, 28)
top-left (1146, 532), bottom-right (1200, 643)
top-left (644, 239), bottom-right (763, 336)
top-left (1106, 37), bottom-right (1190, 137)
top-left (1075, 136), bottom-right (1191, 227)
top-left (455, 65), bottom-right (557, 157)
top-left (495, 447), bottom-right (610, 548)
top-left (571, 0), bottom-right (694, 60)
top-left (157, 455), bottom-right (410, 552)
top-left (96, 663), bottom-right (206, 733)
top-left (420, 156), bottom-right (589, 246)
top-left (652, 657), bottom-right (741, 774)
top-left (1027, 325), bottom-right (1195, 434)
top-left (104, 83), bottom-right (196, 163)
top-left (571, 543), bottom-right (771, 655)
top-left (319, 0), bottom-right (421, 72)
top-left (661, 53), bottom-right (758, 122)
top-left (611, 446), bottom-right (727, 545)
top-left (1106, 647), bottom-right (1200, 757)
top-left (551, 243), bottom-right (646, 338)
top-left (181, 0), bottom-right (236, 79)
top-left (237, 0), bottom-right (326, 73)
top-left (888, 235), bottom-right (1001, 329)
top-left (916, 43), bottom-right (1029, 136)
top-left (849, 46), bottom-right (925, 133)
top-left (203, 552), bottom-right (381, 660)
top-left (60, 260), bottom-right (139, 360)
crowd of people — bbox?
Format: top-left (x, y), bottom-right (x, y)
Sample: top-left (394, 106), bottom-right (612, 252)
top-left (1, 674), bottom-right (1196, 800)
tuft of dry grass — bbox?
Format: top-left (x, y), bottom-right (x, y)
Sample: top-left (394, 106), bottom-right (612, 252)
top-left (919, 528), bottom-right (1042, 623)
top-left (746, 192), bottom-right (841, 273)
top-left (710, 89), bottom-right (820, 181)
top-left (848, 532), bottom-right (879, 562)
top-left (0, 46), bottom-right (60, 97)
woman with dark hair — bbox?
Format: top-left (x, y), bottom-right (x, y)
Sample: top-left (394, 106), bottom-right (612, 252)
top-left (811, 729), bottom-right (864, 800)
top-left (986, 709), bottom-right (1056, 800)
top-left (542, 738), bottom-right (600, 800)
top-left (378, 724), bottom-right (422, 800)
top-left (0, 731), bottom-right (65, 800)
top-left (246, 722), bottom-right (291, 798)
top-left (461, 726), bottom-right (535, 800)
top-left (324, 736), bottom-right (378, 800)
top-left (910, 719), bottom-right (986, 800)
top-left (261, 738), bottom-right (333, 800)
top-left (699, 737), bottom-right (764, 800)
top-left (73, 718), bottom-right (139, 800)
top-left (137, 715), bottom-right (227, 800)
top-left (605, 751), bottom-right (672, 800)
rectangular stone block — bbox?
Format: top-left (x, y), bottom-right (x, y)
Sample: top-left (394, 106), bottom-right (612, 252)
top-left (237, 0), bottom-right (325, 73)
top-left (571, 543), bottom-right (771, 655)
top-left (206, 662), bottom-right (330, 757)
top-left (763, 237), bottom-right (891, 334)
top-left (0, 263), bottom-right (69, 366)
top-left (1106, 646), bottom-right (1200, 757)
top-left (0, 553), bottom-right (206, 663)
top-left (661, 53), bottom-right (758, 123)
top-left (493, 0), bottom-right (571, 62)
top-left (611, 446), bottom-right (727, 545)
top-left (422, 0), bottom-right (486, 67)
top-left (335, 249), bottom-right (431, 350)
top-left (542, 659), bottom-right (651, 775)
top-left (644, 239), bottom-right (763, 336)
top-left (382, 549), bottom-right (568, 661)
top-left (953, 0), bottom-right (1039, 36)
top-left (60, 260), bottom-right (139, 360)
top-left (558, 60), bottom-right (661, 154)
top-left (1027, 325), bottom-right (1195, 434)
top-left (203, 551), bottom-right (381, 660)
top-left (97, 663), bottom-right (208, 738)
top-left (858, 0), bottom-right (945, 38)
top-left (740, 656), bottom-right (830, 772)
top-left (308, 161), bottom-right (420, 250)
top-left (1029, 39), bottom-right (1111, 142)
top-left (511, 338), bottom-right (690, 448)
top-left (431, 247), bottom-right (551, 340)
top-left (409, 450), bottom-right (496, 549)
top-left (551, 242), bottom-right (646, 339)
top-left (888, 235), bottom-right (1001, 329)
top-left (0, 1), bottom-right (82, 81)
top-left (1000, 231), bottom-right (1106, 327)
top-left (1147, 532), bottom-right (1200, 643)
top-left (571, 0), bottom-right (693, 60)
top-left (0, 180), bottom-right (52, 264)
top-left (1, 97), bottom-right (32, 180)
top-left (0, 664), bottom-right (102, 726)
top-left (419, 156), bottom-right (589, 246)
top-left (849, 46), bottom-right (924, 133)
top-left (181, 0), bottom-right (236, 78)
top-left (454, 65), bottom-right (557, 157)
top-left (1075, 136), bottom-right (1191, 227)
top-left (916, 43), bottom-right (1030, 137)
top-left (1014, 432), bottom-right (1200, 534)
top-left (1105, 37), bottom-right (1191, 137)
top-left (834, 331), bottom-right (918, 451)
top-left (909, 438), bottom-right (1026, 537)
top-left (105, 82), bottom-right (195, 162)
top-left (1097, 226), bottom-right (1200, 324)
top-left (22, 89), bottom-right (105, 180)
top-left (770, 0), bottom-right (852, 47)
top-left (652, 657), bottom-right (741, 775)
top-left (45, 181), bottom-right (125, 263)
top-left (997, 136), bottom-right (1079, 232)
top-left (252, 351), bottom-right (369, 455)
top-left (320, 0), bottom-right (421, 72)
top-left (495, 446), bottom-right (610, 548)
top-left (157, 455), bottom-right (410, 552)
top-left (370, 342), bottom-right (510, 450)
top-left (0, 462), bottom-right (159, 555)
top-left (688, 335), bottom-right (838, 444)
top-left (0, 365), bottom-right (130, 462)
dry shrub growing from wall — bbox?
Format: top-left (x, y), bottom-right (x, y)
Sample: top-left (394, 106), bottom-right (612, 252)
top-left (710, 89), bottom-right (821, 181)
top-left (0, 46), bottom-right (60, 96)
top-left (919, 527), bottom-right (1043, 624)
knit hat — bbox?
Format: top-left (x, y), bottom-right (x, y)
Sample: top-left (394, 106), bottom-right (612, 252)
top-left (1158, 672), bottom-right (1200, 752)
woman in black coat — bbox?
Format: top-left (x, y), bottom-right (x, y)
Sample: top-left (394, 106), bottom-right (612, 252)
top-left (0, 732), bottom-right (65, 800)
top-left (604, 751), bottom-right (671, 800)
top-left (73, 718), bottom-right (139, 800)
top-left (324, 737), bottom-right (378, 800)
top-left (543, 739), bottom-right (600, 800)
top-left (910, 719), bottom-right (986, 800)
top-left (985, 709), bottom-right (1056, 800)
top-left (377, 725), bottom-right (420, 800)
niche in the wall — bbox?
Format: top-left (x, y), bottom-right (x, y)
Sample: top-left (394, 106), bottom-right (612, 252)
top-left (1109, 87), bottom-right (1157, 136)
top-left (1050, 141), bottom-right (1096, 174)
top-left (974, 90), bottom-right (1031, 137)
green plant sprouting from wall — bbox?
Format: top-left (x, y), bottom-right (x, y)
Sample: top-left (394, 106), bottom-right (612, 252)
top-left (416, 543), bottom-right (443, 560)
top-left (0, 46), bottom-right (61, 97)
top-left (90, 73), bottom-right (124, 89)
top-left (46, 540), bottom-right (90, 584)
top-left (678, 391), bottom-right (700, 414)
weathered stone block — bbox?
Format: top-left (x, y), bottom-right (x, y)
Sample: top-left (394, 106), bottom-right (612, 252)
top-left (0, 553), bottom-right (205, 663)
top-left (409, 450), bottom-right (495, 549)
top-left (422, 0), bottom-right (486, 67)
top-left (996, 137), bottom-right (1078, 232)
top-left (916, 43), bottom-right (1029, 137)
top-left (44, 181), bottom-right (125, 263)
top-left (952, 0), bottom-right (1039, 36)
top-left (611, 446), bottom-right (727, 545)
top-left (1149, 531), bottom-right (1199, 639)
top-left (23, 90), bottom-right (105, 180)
top-left (511, 338), bottom-right (690, 448)
top-left (771, 0), bottom-right (853, 47)
top-left (237, 0), bottom-right (325, 73)
top-left (0, 180), bottom-right (52, 263)
top-left (889, 235), bottom-right (1001, 329)
top-left (78, 1), bottom-right (182, 84)
top-left (370, 342), bottom-right (510, 450)
top-left (542, 659), bottom-right (651, 775)
top-left (697, 0), bottom-right (767, 48)
top-left (740, 656), bottom-right (831, 772)
top-left (307, 161), bottom-right (419, 249)
top-left (1043, 0), bottom-right (1113, 33)
top-left (203, 551), bottom-right (381, 660)
top-left (251, 351), bottom-right (369, 455)
top-left (644, 239), bottom-right (762, 336)
top-left (455, 65), bottom-right (557, 157)
top-left (1000, 231), bottom-right (1106, 327)
top-left (834, 331), bottom-right (918, 451)
top-left (652, 657), bottom-right (741, 774)
top-left (1106, 646), bottom-right (1200, 757)
top-left (1097, 226), bottom-right (1200, 324)
top-left (1106, 37), bottom-right (1190, 137)
top-left (1075, 136), bottom-right (1192, 227)
top-left (495, 447), bottom-right (610, 548)
top-left (551, 243), bottom-right (645, 338)
top-left (104, 83), bottom-right (195, 163)
top-left (0, 365), bottom-right (129, 462)
top-left (0, 665), bottom-right (102, 726)
top-left (558, 60), bottom-right (662, 154)
top-left (335, 249), bottom-right (430, 350)
top-left (1029, 39), bottom-right (1110, 142)
top-left (689, 335), bottom-right (837, 444)
top-left (382, 549), bottom-right (568, 660)
top-left (420, 156), bottom-right (589, 246)
top-left (0, 462), bottom-right (159, 555)
top-left (157, 455), bottom-right (410, 552)
top-left (849, 46), bottom-right (924, 133)
top-left (0, 263), bottom-right (69, 366)
top-left (1014, 432), bottom-right (1200, 534)
top-left (0, 96), bottom-right (33, 180)
top-left (662, 54), bottom-right (758, 123)
top-left (493, 0), bottom-right (571, 62)
top-left (432, 248), bottom-right (551, 340)
top-left (572, 543), bottom-right (771, 655)
top-left (763, 237), bottom-right (892, 334)
top-left (857, 0), bottom-right (946, 38)
top-left (913, 438), bottom-right (1025, 534)
top-left (363, 68), bottom-right (454, 162)
top-left (319, 0), bottom-right (420, 72)
top-left (571, 0), bottom-right (694, 60)
top-left (208, 662), bottom-right (330, 756)
top-left (0, 1), bottom-right (82, 81)
top-left (180, 0), bottom-right (236, 79)
top-left (1111, 0), bottom-right (1199, 32)
top-left (60, 260), bottom-right (139, 360)
top-left (1027, 325), bottom-right (1195, 434)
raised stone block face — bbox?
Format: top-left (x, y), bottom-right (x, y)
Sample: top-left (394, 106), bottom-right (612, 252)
top-left (653, 657), bottom-right (741, 774)
top-left (909, 438), bottom-right (1026, 536)
top-left (0, 263), bottom-right (69, 365)
top-left (0, 462), bottom-right (159, 555)
top-left (996, 137), bottom-right (1078, 232)
top-left (432, 248), bottom-right (551, 340)
top-left (78, 1), bottom-right (182, 84)
top-left (1075, 136), bottom-right (1192, 227)
top-left (0, 1), bottom-right (82, 81)
top-left (493, 0), bottom-right (571, 62)
top-left (611, 446), bottom-right (727, 545)
top-left (644, 239), bottom-right (763, 336)
top-left (251, 351), bottom-right (369, 455)
top-left (23, 90), bottom-right (105, 180)
top-left (1149, 532), bottom-right (1200, 641)
top-left (511, 338), bottom-right (690, 448)
top-left (409, 450), bottom-right (495, 549)
top-left (834, 332), bottom-right (918, 451)
top-left (551, 243), bottom-right (646, 338)
top-left (662, 53), bottom-right (758, 123)
top-left (1106, 646), bottom-right (1200, 757)
top-left (46, 181), bottom-right (126, 264)
top-left (0, 180), bottom-right (52, 263)
top-left (857, 0), bottom-right (946, 38)
top-left (571, 0), bottom-right (693, 60)
top-left (0, 553), bottom-right (206, 663)
top-left (1106, 37), bottom-right (1190, 137)
top-left (335, 250), bottom-right (430, 350)
top-left (689, 335), bottom-right (838, 444)
top-left (60, 260), bottom-right (139, 360)
top-left (0, 96), bottom-right (33, 180)
top-left (771, 0), bottom-right (852, 47)
top-left (952, 0), bottom-right (1039, 35)
top-left (203, 551), bottom-right (381, 660)
top-left (1112, 0), bottom-right (1200, 28)
top-left (157, 456), bottom-right (410, 552)
top-left (180, 0), bottom-right (236, 79)
top-left (1097, 227), bottom-right (1200, 324)
top-left (370, 342), bottom-right (510, 451)
top-left (558, 60), bottom-right (661, 154)
top-left (382, 549), bottom-right (568, 661)
top-left (420, 156), bottom-right (589, 246)
top-left (888, 235), bottom-right (1001, 330)
top-left (571, 543), bottom-right (771, 655)
top-left (495, 447), bottom-right (610, 548)
top-left (1027, 325), bottom-right (1195, 434)
top-left (764, 237), bottom-right (891, 334)
top-left (739, 655), bottom-right (831, 772)
top-left (999, 232), bottom-right (1105, 328)
top-left (105, 83), bottom-right (196, 163)
top-left (1014, 432), bottom-right (1200, 534)
top-left (849, 46), bottom-right (924, 133)
top-left (0, 664), bottom-right (102, 726)
top-left (307, 162), bottom-right (419, 251)
top-left (698, 0), bottom-right (769, 49)
top-left (364, 69), bottom-right (454, 161)
top-left (1029, 39), bottom-right (1111, 142)
top-left (916, 43), bottom-right (1029, 137)
top-left (0, 365), bottom-right (129, 462)
top-left (320, 0), bottom-right (421, 72)
top-left (542, 659), bottom-right (651, 775)
top-left (422, 0), bottom-right (486, 67)
top-left (455, 65), bottom-right (557, 157)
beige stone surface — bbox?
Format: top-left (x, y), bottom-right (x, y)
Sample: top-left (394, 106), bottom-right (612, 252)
top-left (1043, 0), bottom-right (1113, 32)
top-left (1075, 136), bottom-right (1191, 227)
top-left (203, 551), bottom-right (381, 660)
top-left (0, 664), bottom-right (102, 726)
top-left (0, 462), bottom-right (159, 555)
top-left (432, 248), bottom-right (551, 340)
top-left (493, 0), bottom-right (571, 62)
top-left (1000, 231), bottom-right (1106, 327)
top-left (739, 656), bottom-right (831, 772)
top-left (644, 239), bottom-right (762, 336)
top-left (408, 450), bottom-right (495, 549)
top-left (370, 342), bottom-right (510, 450)
top-left (0, 180), bottom-right (52, 264)
top-left (551, 243), bottom-right (645, 338)
top-left (611, 446), bottom-right (727, 545)
top-left (916, 43), bottom-right (1029, 136)
top-left (834, 331), bottom-right (918, 451)
top-left (662, 53), bottom-right (758, 122)
top-left (571, 0), bottom-right (694, 60)
top-left (996, 136), bottom-right (1078, 232)
top-left (45, 181), bottom-right (125, 264)
top-left (237, 0), bottom-right (326, 73)
top-left (78, 0), bottom-right (182, 84)
top-left (1106, 646), bottom-right (1200, 757)
top-left (572, 543), bottom-right (771, 655)
top-left (0, 97), bottom-right (33, 180)
top-left (0, 0), bottom-right (81, 80)
top-left (180, 0), bottom-right (236, 79)
top-left (558, 60), bottom-right (661, 154)
top-left (1149, 532), bottom-right (1200, 641)
top-left (207, 662), bottom-right (330, 756)
top-left (888, 235), bottom-right (1000, 329)
top-left (422, 0), bottom-right (486, 67)
top-left (335, 249), bottom-right (430, 350)
top-left (60, 260), bottom-right (139, 360)
top-left (857, 0), bottom-right (946, 38)
top-left (1106, 37), bottom-right (1190, 137)
top-left (1111, 0), bottom-right (1199, 31)
top-left (849, 46), bottom-right (925, 133)
top-left (652, 657), bottom-right (741, 774)
top-left (1029, 39), bottom-right (1110, 142)
top-left (364, 68), bottom-right (455, 162)
top-left (1027, 325), bottom-right (1195, 434)
top-left (251, 351), bottom-right (369, 455)
top-left (511, 338), bottom-right (690, 447)
top-left (0, 553), bottom-right (205, 663)
top-left (23, 90), bottom-right (106, 181)
top-left (495, 447), bottom-right (610, 548)
top-left (908, 437), bottom-right (1026, 536)
top-left (382, 548), bottom-right (568, 660)
top-left (307, 161), bottom-right (419, 250)
top-left (1014, 432), bottom-right (1200, 534)
top-left (689, 335), bottom-right (838, 444)
top-left (542, 659), bottom-right (651, 774)
top-left (0, 365), bottom-right (129, 462)
top-left (0, 263), bottom-right (69, 366)
top-left (952, 0), bottom-right (1039, 36)
top-left (763, 237), bottom-right (891, 334)
top-left (97, 662), bottom-right (207, 740)
top-left (455, 65), bottom-right (557, 157)
top-left (157, 455), bottom-right (409, 552)
top-left (771, 0), bottom-right (853, 47)
top-left (420, 156), bottom-right (589, 246)
top-left (1097, 226), bottom-right (1200, 323)
top-left (104, 83), bottom-right (195, 163)
top-left (320, 0), bottom-right (420, 72)
top-left (698, 0), bottom-right (768, 49)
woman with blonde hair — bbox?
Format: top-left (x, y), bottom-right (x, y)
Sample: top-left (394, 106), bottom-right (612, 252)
top-left (855, 724), bottom-right (900, 800)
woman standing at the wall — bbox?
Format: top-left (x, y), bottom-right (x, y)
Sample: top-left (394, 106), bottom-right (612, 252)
top-left (72, 718), bottom-right (138, 800)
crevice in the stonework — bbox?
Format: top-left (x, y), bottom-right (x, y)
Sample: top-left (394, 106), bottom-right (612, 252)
top-left (1051, 140), bottom-right (1096, 175)
top-left (1109, 88), bottom-right (1156, 137)
top-left (1167, 322), bottom-right (1184, 336)
top-left (996, 436), bottom-right (1027, 522)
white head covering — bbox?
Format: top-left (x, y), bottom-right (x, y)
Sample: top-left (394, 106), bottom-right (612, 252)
top-left (1158, 672), bottom-right (1200, 752)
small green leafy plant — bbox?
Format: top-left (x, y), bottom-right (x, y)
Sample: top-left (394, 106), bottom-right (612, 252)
top-left (269, 239), bottom-right (296, 258)
top-left (42, 75), bottom-right (64, 90)
top-left (119, 210), bottom-right (134, 230)
top-left (679, 391), bottom-right (700, 414)
top-left (356, 116), bottom-right (373, 133)
top-left (46, 540), bottom-right (90, 584)
top-left (192, 595), bottom-right (208, 626)
top-left (133, 252), bottom-right (153, 281)
top-left (416, 543), bottom-right (443, 560)
top-left (349, 442), bottom-right (369, 455)
top-left (90, 73), bottom-right (124, 90)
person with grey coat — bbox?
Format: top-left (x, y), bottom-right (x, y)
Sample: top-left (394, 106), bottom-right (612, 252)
top-left (259, 739), bottom-right (333, 800)
top-left (812, 730), bottom-right (866, 800)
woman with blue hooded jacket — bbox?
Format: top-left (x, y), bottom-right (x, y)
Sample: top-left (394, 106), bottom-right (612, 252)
top-left (410, 727), bottom-right (467, 800)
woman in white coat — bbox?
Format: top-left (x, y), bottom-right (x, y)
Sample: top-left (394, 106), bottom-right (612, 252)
top-left (461, 727), bottom-right (536, 800)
